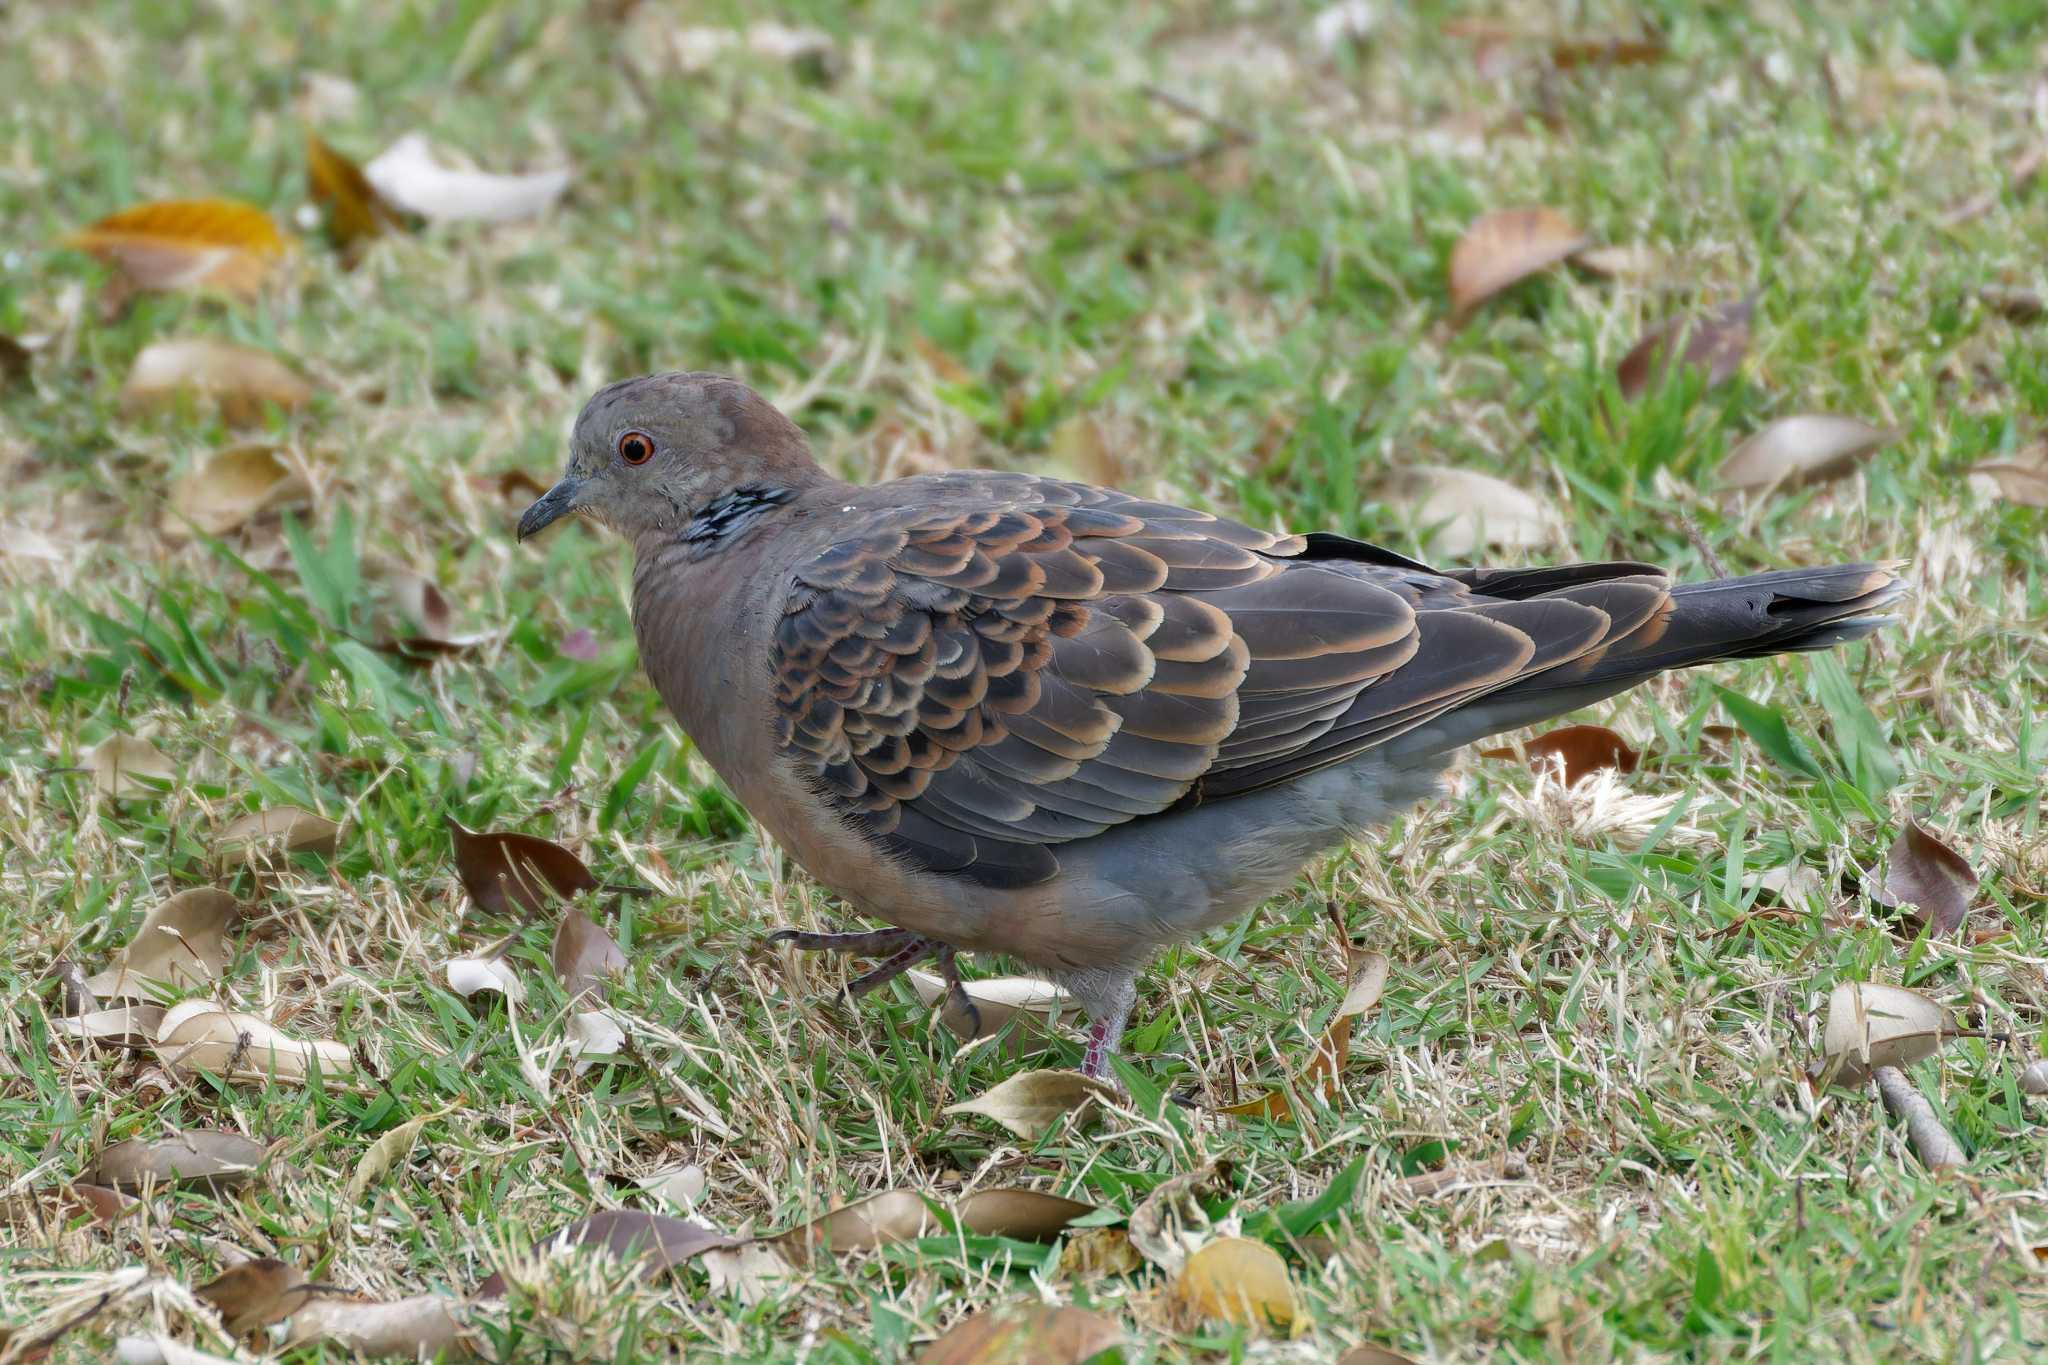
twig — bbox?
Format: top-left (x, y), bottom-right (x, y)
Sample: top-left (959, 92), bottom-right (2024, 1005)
top-left (1140, 84), bottom-right (1255, 145)
top-left (1873, 1065), bottom-right (1967, 1171)
top-left (1012, 85), bottom-right (1255, 197)
top-left (1677, 507), bottom-right (1732, 579)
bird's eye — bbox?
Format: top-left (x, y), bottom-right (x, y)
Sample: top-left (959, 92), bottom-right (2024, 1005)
top-left (617, 431), bottom-right (655, 465)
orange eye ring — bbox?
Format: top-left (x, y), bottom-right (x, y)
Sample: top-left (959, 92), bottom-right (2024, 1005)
top-left (617, 431), bottom-right (655, 465)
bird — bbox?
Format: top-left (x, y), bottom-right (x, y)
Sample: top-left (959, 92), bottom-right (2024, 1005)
top-left (517, 371), bottom-right (1904, 1079)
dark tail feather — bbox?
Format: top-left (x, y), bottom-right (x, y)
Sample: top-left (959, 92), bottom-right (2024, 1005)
top-left (1387, 562), bottom-right (1907, 759)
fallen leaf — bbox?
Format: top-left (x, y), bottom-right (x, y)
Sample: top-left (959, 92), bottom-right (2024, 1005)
top-left (1819, 982), bottom-right (1956, 1088)
top-left (155, 999), bottom-right (355, 1085)
top-left (1222, 946), bottom-right (1389, 1121)
top-left (1969, 446), bottom-right (2048, 508)
top-left (1057, 1225), bottom-right (1143, 1279)
top-left (0, 334), bottom-right (28, 386)
top-left (702, 1241), bottom-right (795, 1306)
top-left (639, 1164), bottom-right (706, 1210)
top-left (552, 910), bottom-right (625, 1002)
top-left (111, 1336), bottom-right (240, 1365)
top-left (305, 131), bottom-right (404, 248)
top-left (1550, 36), bottom-right (1666, 69)
top-left (2020, 1060), bottom-right (2048, 1096)
top-left (1172, 1236), bottom-right (1297, 1331)
top-left (1045, 415), bottom-right (1126, 488)
top-left (1615, 298), bottom-right (1753, 400)
top-left (1448, 207), bottom-right (1589, 317)
top-left (446, 818), bottom-right (599, 919)
top-left (383, 571), bottom-right (494, 659)
top-left (955, 1188), bottom-right (1099, 1240)
top-left (1338, 1347), bottom-right (1420, 1365)
top-left (780, 1187), bottom-right (1093, 1263)
top-left (660, 21), bottom-right (838, 75)
top-left (364, 132), bottom-right (571, 224)
top-left (1979, 286), bottom-right (2043, 322)
top-left (88, 734), bottom-right (175, 799)
top-left (67, 198), bottom-right (286, 300)
top-left (1129, 1159), bottom-right (1233, 1275)
top-left (283, 1293), bottom-right (465, 1356)
top-left (122, 339), bottom-right (314, 424)
top-left (916, 1304), bottom-right (1122, 1365)
top-left (217, 805), bottom-right (339, 862)
top-left (907, 970), bottom-right (1073, 1047)
top-left (1750, 864), bottom-right (1826, 909)
top-left (1481, 724), bottom-right (1640, 784)
top-left (164, 445), bottom-right (312, 536)
top-left (445, 957), bottom-right (525, 1005)
top-left (42, 1183), bottom-right (141, 1226)
top-left (477, 1210), bottom-right (731, 1298)
top-left (565, 1008), bottom-right (628, 1072)
top-left (56, 1003), bottom-right (167, 1045)
top-left (1386, 465), bottom-right (1561, 557)
top-left (345, 1109), bottom-right (447, 1210)
top-left (943, 1069), bottom-right (1118, 1142)
top-left (85, 888), bottom-right (239, 999)
top-left (1717, 415), bottom-right (1893, 491)
top-left (1568, 243), bottom-right (1663, 282)
top-left (1882, 820), bottom-right (1976, 936)
top-left (89, 1130), bottom-right (268, 1192)
top-left (1309, 1), bottom-right (1379, 54)
top-left (196, 1257), bottom-right (302, 1334)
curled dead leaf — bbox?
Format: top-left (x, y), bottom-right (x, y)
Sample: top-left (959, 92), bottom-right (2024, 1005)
top-left (445, 956), bottom-right (525, 1005)
top-left (1222, 943), bottom-right (1388, 1121)
top-left (1818, 982), bottom-right (1956, 1088)
top-left (1968, 444), bottom-right (2048, 508)
top-left (56, 1003), bottom-right (167, 1045)
top-left (1172, 1236), bottom-right (1297, 1331)
top-left (446, 818), bottom-right (599, 920)
top-left (477, 1210), bottom-right (731, 1298)
top-left (345, 1109), bottom-right (447, 1211)
top-left (122, 339), bottom-right (313, 425)
top-left (1480, 724), bottom-right (1640, 784)
top-left (1616, 298), bottom-right (1752, 400)
top-left (85, 888), bottom-right (239, 999)
top-left (779, 1186), bottom-right (1093, 1264)
top-left (942, 1069), bottom-right (1118, 1141)
top-left (1058, 1225), bottom-right (1143, 1279)
top-left (155, 999), bottom-right (355, 1085)
top-left (218, 805), bottom-right (339, 862)
top-left (2020, 1060), bottom-right (2048, 1096)
top-left (565, 1008), bottom-right (628, 1073)
top-left (1882, 820), bottom-right (1976, 936)
top-left (916, 1304), bottom-right (1122, 1365)
top-left (88, 734), bottom-right (175, 799)
top-left (1386, 464), bottom-right (1561, 558)
top-left (382, 571), bottom-right (494, 660)
top-left (165, 445), bottom-right (312, 537)
top-left (1717, 415), bottom-right (1892, 492)
top-left (907, 970), bottom-right (1072, 1048)
top-left (552, 909), bottom-right (625, 1002)
top-left (196, 1257), bottom-right (303, 1335)
top-left (305, 131), bottom-right (404, 248)
top-left (283, 1293), bottom-right (466, 1356)
top-left (89, 1130), bottom-right (268, 1192)
top-left (67, 198), bottom-right (286, 300)
top-left (1448, 207), bottom-right (1589, 317)
top-left (364, 132), bottom-right (571, 224)
top-left (1129, 1159), bottom-right (1233, 1275)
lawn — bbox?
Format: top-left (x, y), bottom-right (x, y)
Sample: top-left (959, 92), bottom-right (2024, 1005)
top-left (3, 0), bottom-right (2046, 1360)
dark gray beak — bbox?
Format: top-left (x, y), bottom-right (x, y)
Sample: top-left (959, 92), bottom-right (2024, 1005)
top-left (517, 476), bottom-right (584, 542)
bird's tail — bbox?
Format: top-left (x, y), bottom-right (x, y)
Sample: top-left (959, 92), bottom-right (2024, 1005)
top-left (1387, 562), bottom-right (1907, 758)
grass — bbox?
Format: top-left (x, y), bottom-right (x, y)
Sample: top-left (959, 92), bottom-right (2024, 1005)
top-left (3, 0), bottom-right (2046, 1359)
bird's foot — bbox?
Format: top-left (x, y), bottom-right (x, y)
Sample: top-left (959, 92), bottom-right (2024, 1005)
top-left (1080, 1018), bottom-right (1116, 1080)
top-left (763, 926), bottom-right (919, 956)
top-left (765, 926), bottom-right (976, 1032)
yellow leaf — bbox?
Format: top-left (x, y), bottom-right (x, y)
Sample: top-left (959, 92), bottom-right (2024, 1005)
top-left (164, 445), bottom-right (313, 536)
top-left (122, 338), bottom-right (314, 425)
top-left (306, 131), bottom-right (404, 248)
top-left (1171, 1237), bottom-right (1297, 1332)
top-left (68, 198), bottom-right (287, 298)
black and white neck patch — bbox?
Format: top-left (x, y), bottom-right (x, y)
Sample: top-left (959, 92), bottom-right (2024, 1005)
top-left (681, 484), bottom-right (796, 557)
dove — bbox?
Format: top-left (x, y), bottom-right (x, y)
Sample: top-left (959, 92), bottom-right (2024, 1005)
top-left (518, 372), bottom-right (1904, 1077)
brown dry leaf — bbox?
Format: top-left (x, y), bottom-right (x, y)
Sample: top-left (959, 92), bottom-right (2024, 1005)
top-left (780, 1187), bottom-right (1092, 1263)
top-left (89, 733), bottom-right (175, 798)
top-left (942, 1069), bottom-right (1118, 1142)
top-left (43, 1183), bottom-right (142, 1227)
top-left (916, 1304), bottom-right (1122, 1365)
top-left (89, 1130), bottom-right (268, 1192)
top-left (1129, 1159), bottom-right (1232, 1274)
top-left (155, 1000), bottom-right (355, 1085)
top-left (1338, 1347), bottom-right (1420, 1365)
top-left (306, 131), bottom-right (404, 248)
top-left (1222, 947), bottom-right (1388, 1121)
top-left (703, 1240), bottom-right (796, 1306)
top-left (447, 818), bottom-right (599, 919)
top-left (1058, 1225), bottom-right (1143, 1279)
top-left (2020, 1060), bottom-right (2048, 1096)
top-left (1448, 207), bottom-right (1589, 317)
top-left (1172, 1236), bottom-right (1297, 1332)
top-left (1979, 286), bottom-right (2043, 322)
top-left (364, 132), bottom-right (572, 224)
top-left (218, 805), bottom-right (339, 862)
top-left (907, 971), bottom-right (1073, 1046)
top-left (344, 1109), bottom-right (448, 1210)
top-left (1882, 820), bottom-right (1976, 936)
top-left (283, 1293), bottom-right (466, 1356)
top-left (476, 1210), bottom-right (731, 1298)
top-left (1969, 444), bottom-right (2048, 508)
top-left (196, 1257), bottom-right (303, 1335)
top-left (67, 198), bottom-right (287, 300)
top-left (1550, 37), bottom-right (1666, 69)
top-left (1717, 415), bottom-right (1893, 491)
top-left (1569, 243), bottom-right (1663, 282)
top-left (122, 339), bottom-right (314, 425)
top-left (1481, 724), bottom-right (1641, 784)
top-left (56, 1003), bottom-right (167, 1045)
top-left (85, 887), bottom-right (239, 999)
top-left (1386, 465), bottom-right (1561, 558)
top-left (164, 445), bottom-right (313, 537)
top-left (1818, 982), bottom-right (1956, 1088)
top-left (1045, 415), bottom-right (1126, 488)
top-left (552, 909), bottom-right (625, 1002)
top-left (1616, 298), bottom-right (1752, 400)
top-left (383, 571), bottom-right (495, 660)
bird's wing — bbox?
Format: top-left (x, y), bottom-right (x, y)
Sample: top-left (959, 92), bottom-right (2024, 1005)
top-left (771, 475), bottom-right (1665, 887)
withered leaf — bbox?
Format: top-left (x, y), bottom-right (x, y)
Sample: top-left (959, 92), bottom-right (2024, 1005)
top-left (1058, 1225), bottom-right (1143, 1279)
top-left (85, 887), bottom-right (239, 1000)
top-left (1222, 944), bottom-right (1388, 1121)
top-left (1448, 207), bottom-right (1589, 317)
top-left (1338, 1347), bottom-right (1421, 1365)
top-left (1717, 415), bottom-right (1893, 491)
top-left (444, 956), bottom-right (525, 1004)
top-left (67, 198), bottom-right (287, 300)
top-left (156, 999), bottom-right (355, 1085)
top-left (552, 909), bottom-right (625, 1002)
top-left (196, 1258), bottom-right (303, 1335)
top-left (382, 572), bottom-right (494, 660)
top-left (1129, 1159), bottom-right (1233, 1275)
top-left (1385, 464), bottom-right (1561, 558)
top-left (122, 339), bottom-right (314, 425)
top-left (89, 1130), bottom-right (268, 1192)
top-left (476, 1210), bottom-right (731, 1298)
top-left (907, 970), bottom-right (1072, 1048)
top-left (1616, 298), bottom-right (1752, 400)
top-left (1882, 820), bottom-right (1976, 936)
top-left (779, 1187), bottom-right (1093, 1263)
top-left (1968, 445), bottom-right (2048, 507)
top-left (305, 131), bottom-right (404, 248)
top-left (165, 445), bottom-right (312, 537)
top-left (218, 805), bottom-right (339, 861)
top-left (283, 1293), bottom-right (465, 1356)
top-left (447, 818), bottom-right (599, 919)
top-left (345, 1109), bottom-right (448, 1210)
top-left (943, 1069), bottom-right (1118, 1142)
top-left (1550, 37), bottom-right (1666, 69)
top-left (1172, 1236), bottom-right (1297, 1331)
top-left (1817, 982), bottom-right (1956, 1088)
top-left (88, 733), bottom-right (175, 799)
top-left (916, 1304), bottom-right (1122, 1365)
top-left (364, 132), bottom-right (572, 224)
top-left (1481, 724), bottom-right (1641, 784)
top-left (56, 1003), bottom-right (167, 1045)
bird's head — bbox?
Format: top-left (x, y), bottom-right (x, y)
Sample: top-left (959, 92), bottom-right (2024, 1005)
top-left (516, 372), bottom-right (821, 545)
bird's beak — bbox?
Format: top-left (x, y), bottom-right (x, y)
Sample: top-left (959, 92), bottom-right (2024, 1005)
top-left (517, 476), bottom-right (585, 542)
